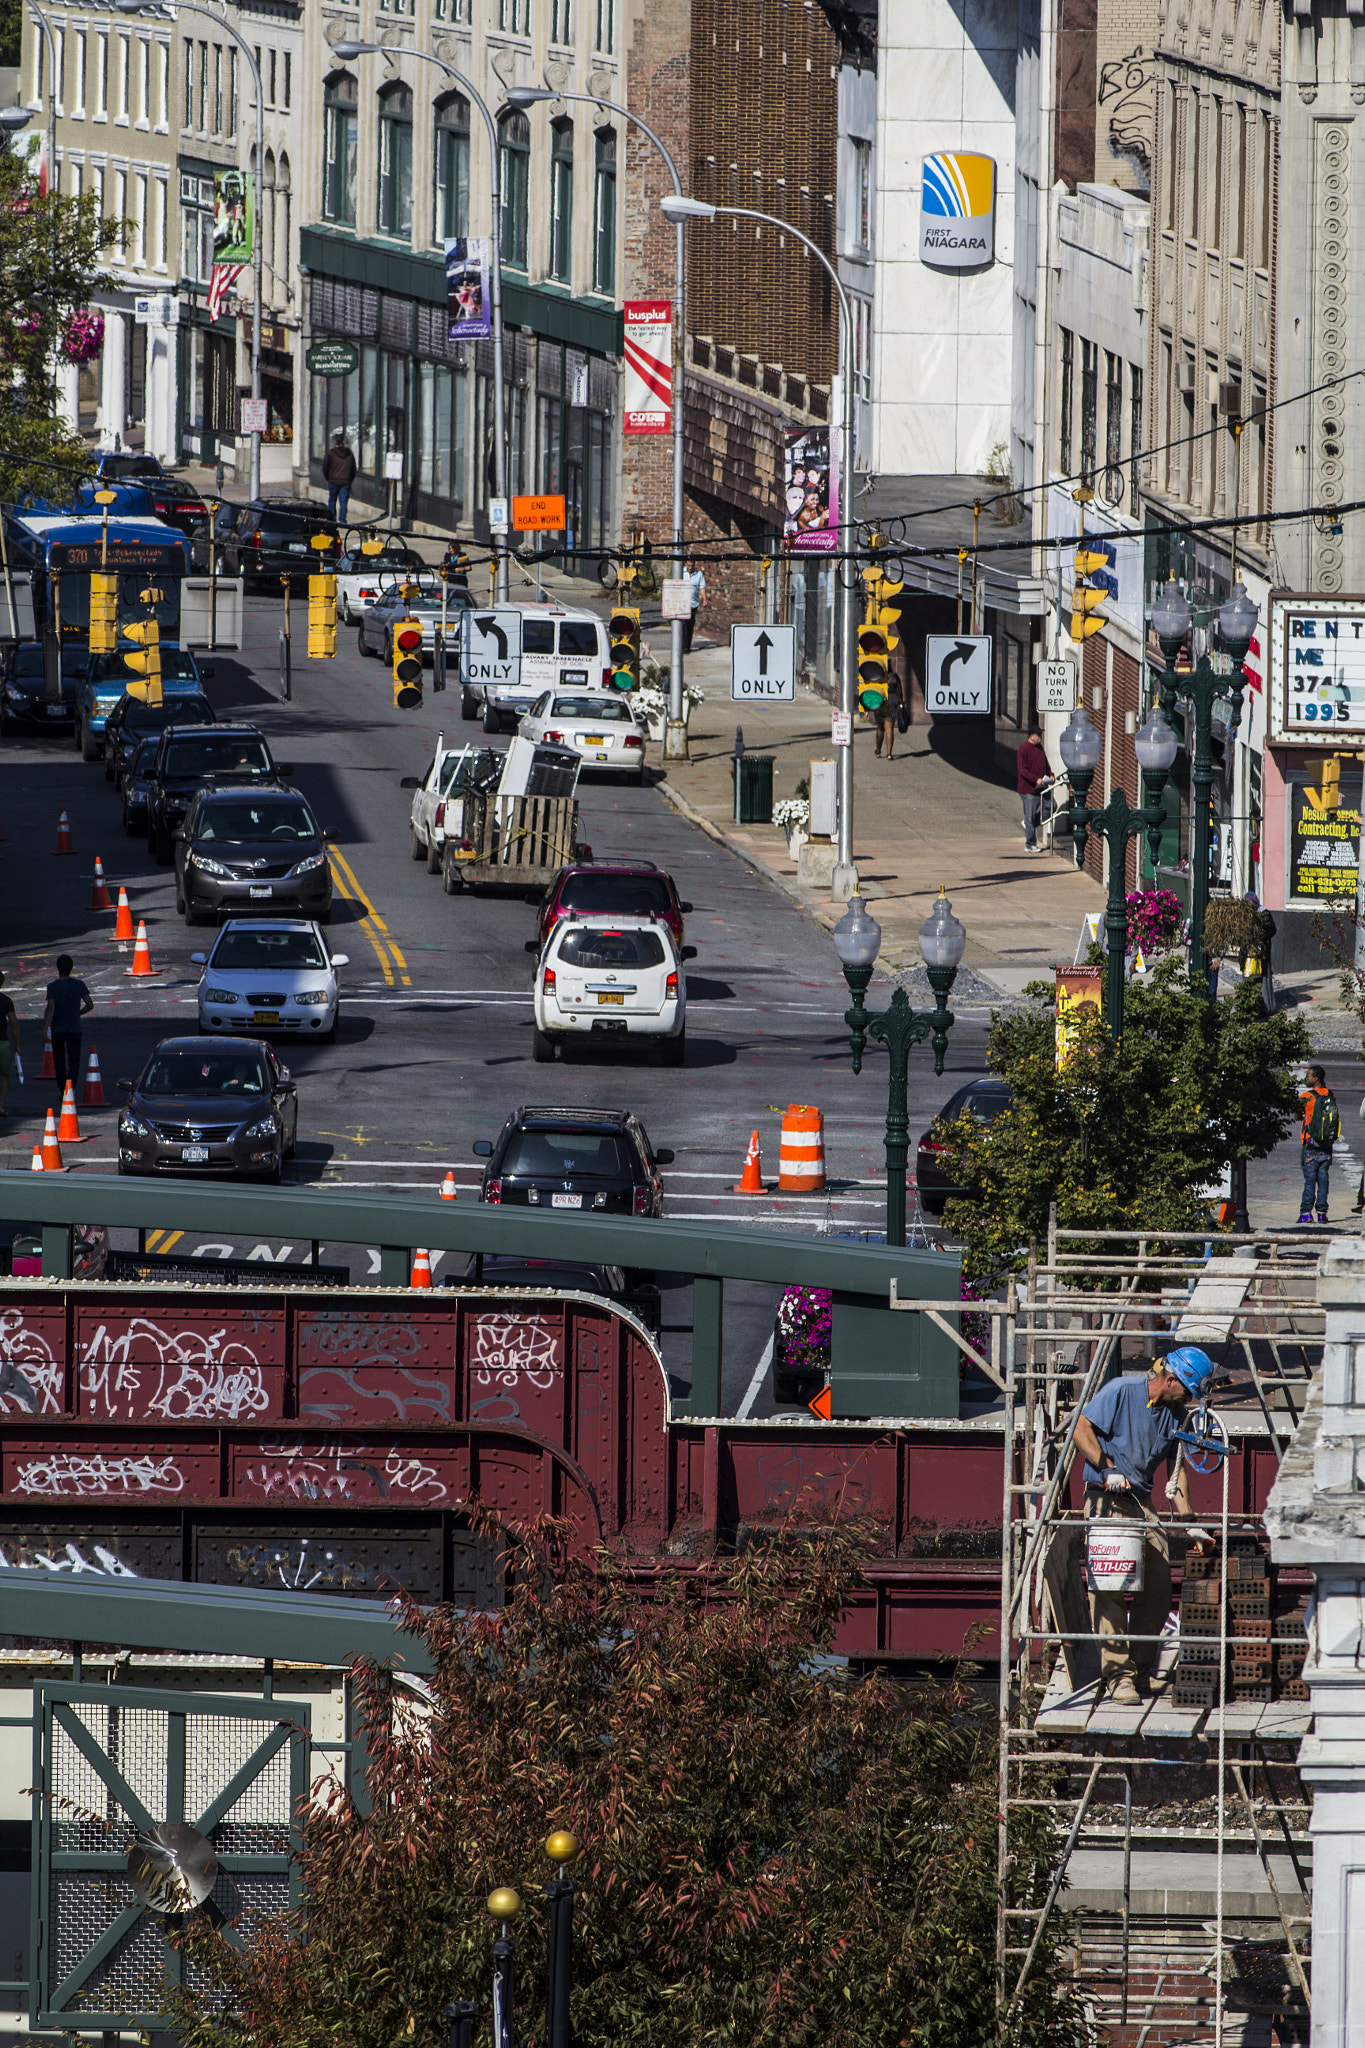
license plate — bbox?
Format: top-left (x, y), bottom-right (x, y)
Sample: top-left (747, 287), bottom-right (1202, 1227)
top-left (252, 1010), bottom-right (280, 1024)
top-left (561, 669), bottom-right (588, 684)
top-left (584, 735), bottom-right (606, 746)
top-left (288, 542), bottom-right (308, 553)
top-left (249, 885), bottom-right (272, 899)
top-left (597, 992), bottom-right (625, 1005)
top-left (47, 705), bottom-right (66, 718)
top-left (181, 1145), bottom-right (209, 1163)
top-left (551, 1192), bottom-right (582, 1208)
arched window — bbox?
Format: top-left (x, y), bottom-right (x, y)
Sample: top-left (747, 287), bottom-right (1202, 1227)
top-left (550, 118), bottom-right (573, 283)
top-left (434, 91), bottom-right (469, 242)
top-left (277, 152), bottom-right (292, 296)
top-left (377, 80), bottom-right (413, 238)
top-left (263, 149), bottom-right (276, 304)
top-left (592, 127), bottom-right (615, 294)
top-left (498, 108), bottom-right (529, 268)
top-left (322, 71), bottom-right (356, 225)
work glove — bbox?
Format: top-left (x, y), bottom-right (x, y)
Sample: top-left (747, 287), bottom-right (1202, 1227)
top-left (1104, 1470), bottom-right (1130, 1492)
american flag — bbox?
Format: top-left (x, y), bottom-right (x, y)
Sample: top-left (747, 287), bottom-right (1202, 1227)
top-left (206, 262), bottom-right (245, 323)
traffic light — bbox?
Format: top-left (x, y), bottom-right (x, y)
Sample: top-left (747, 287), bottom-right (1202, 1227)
top-left (1309, 754), bottom-right (1343, 811)
top-left (123, 618), bottom-right (161, 705)
top-left (609, 607), bottom-right (641, 691)
top-left (392, 617), bottom-right (424, 709)
top-left (857, 610), bottom-right (891, 714)
top-left (308, 573), bottom-right (337, 658)
top-left (1070, 542), bottom-right (1113, 642)
top-left (89, 571), bottom-right (118, 654)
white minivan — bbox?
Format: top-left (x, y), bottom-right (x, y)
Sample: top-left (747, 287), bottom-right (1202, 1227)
top-left (462, 604), bottom-right (613, 729)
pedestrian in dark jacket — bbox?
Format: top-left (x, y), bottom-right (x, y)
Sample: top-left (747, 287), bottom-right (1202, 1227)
top-left (873, 674), bottom-right (904, 758)
top-left (1017, 727), bottom-right (1051, 852)
top-left (322, 434), bottom-right (357, 523)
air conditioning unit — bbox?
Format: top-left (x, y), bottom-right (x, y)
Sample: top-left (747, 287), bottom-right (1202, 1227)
top-left (1175, 359), bottom-right (1197, 393)
top-left (1219, 380), bottom-right (1243, 417)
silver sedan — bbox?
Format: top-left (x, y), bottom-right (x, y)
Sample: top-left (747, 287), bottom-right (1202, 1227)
top-left (192, 919), bottom-right (350, 1044)
top-left (356, 588), bottom-right (472, 661)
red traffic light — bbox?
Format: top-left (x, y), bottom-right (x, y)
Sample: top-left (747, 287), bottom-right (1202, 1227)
top-left (395, 625), bottom-right (424, 654)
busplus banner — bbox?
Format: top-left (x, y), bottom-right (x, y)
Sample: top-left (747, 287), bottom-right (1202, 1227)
top-left (623, 300), bottom-right (673, 434)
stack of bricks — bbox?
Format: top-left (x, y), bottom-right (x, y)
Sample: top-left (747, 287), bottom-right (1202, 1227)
top-left (1274, 1590), bottom-right (1309, 1701)
top-left (1227, 1537), bottom-right (1272, 1701)
top-left (1175, 1544), bottom-right (1223, 1708)
top-left (1176, 1534), bottom-right (1311, 1709)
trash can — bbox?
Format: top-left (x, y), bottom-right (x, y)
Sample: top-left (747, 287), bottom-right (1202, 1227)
top-left (737, 754), bottom-right (775, 825)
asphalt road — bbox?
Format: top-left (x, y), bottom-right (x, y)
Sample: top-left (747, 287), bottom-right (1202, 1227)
top-left (0, 590), bottom-right (1001, 1416)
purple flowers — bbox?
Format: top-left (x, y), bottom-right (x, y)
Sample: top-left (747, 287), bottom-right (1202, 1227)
top-left (60, 308), bottom-right (104, 363)
top-left (1126, 887), bottom-right (1184, 955)
top-left (776, 1285), bottom-right (833, 1374)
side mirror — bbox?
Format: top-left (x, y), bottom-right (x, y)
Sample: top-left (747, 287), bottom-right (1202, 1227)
top-left (472, 1139), bottom-right (494, 1157)
top-left (201, 664), bottom-right (217, 679)
top-left (277, 762), bottom-right (295, 775)
top-left (679, 901), bottom-right (695, 913)
top-left (278, 1067), bottom-right (292, 1084)
top-left (400, 777), bottom-right (421, 789)
top-left (680, 946), bottom-right (698, 961)
top-left (173, 829), bottom-right (185, 841)
top-left (189, 951), bottom-right (207, 964)
top-left (653, 1147), bottom-right (675, 1165)
top-left (324, 827), bottom-right (338, 840)
top-left (116, 1078), bottom-right (133, 1092)
top-left (524, 939), bottom-right (540, 954)
top-left (329, 952), bottom-right (350, 966)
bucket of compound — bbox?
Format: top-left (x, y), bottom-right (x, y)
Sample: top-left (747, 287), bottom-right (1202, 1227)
top-left (1085, 1520), bottom-right (1145, 1594)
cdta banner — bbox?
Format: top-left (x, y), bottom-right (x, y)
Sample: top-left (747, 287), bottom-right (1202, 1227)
top-left (623, 300), bottom-right (673, 435)
top-left (919, 152), bottom-right (996, 270)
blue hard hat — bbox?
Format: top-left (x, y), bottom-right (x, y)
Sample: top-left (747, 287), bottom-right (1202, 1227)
top-left (1164, 1346), bottom-right (1216, 1398)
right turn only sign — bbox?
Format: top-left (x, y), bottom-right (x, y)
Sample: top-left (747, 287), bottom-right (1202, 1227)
top-left (925, 633), bottom-right (992, 714)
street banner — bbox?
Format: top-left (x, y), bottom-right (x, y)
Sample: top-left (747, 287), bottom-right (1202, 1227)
top-left (213, 168), bottom-right (253, 263)
top-left (445, 238), bottom-right (492, 339)
top-left (1055, 965), bottom-right (1101, 1067)
top-left (623, 301), bottom-right (672, 434)
top-left (784, 425), bottom-right (837, 554)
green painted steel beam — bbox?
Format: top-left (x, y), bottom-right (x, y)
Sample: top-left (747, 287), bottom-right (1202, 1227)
top-left (0, 1569), bottom-right (434, 1671)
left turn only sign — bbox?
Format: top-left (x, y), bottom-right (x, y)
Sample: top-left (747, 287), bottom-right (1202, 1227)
top-left (731, 623), bottom-right (796, 701)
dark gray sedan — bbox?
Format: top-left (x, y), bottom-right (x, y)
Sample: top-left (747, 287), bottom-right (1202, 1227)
top-left (356, 585), bottom-right (472, 661)
top-left (174, 786), bottom-right (333, 925)
top-left (116, 1037), bottom-right (298, 1182)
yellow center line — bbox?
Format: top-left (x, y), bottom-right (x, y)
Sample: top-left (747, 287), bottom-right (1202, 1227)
top-left (145, 1229), bottom-right (164, 1250)
top-left (328, 847), bottom-right (412, 987)
top-left (159, 1230), bottom-right (184, 1253)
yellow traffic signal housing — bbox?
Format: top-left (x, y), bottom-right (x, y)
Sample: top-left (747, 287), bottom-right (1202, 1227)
top-left (1308, 754), bottom-right (1343, 810)
top-left (308, 573), bottom-right (337, 659)
top-left (393, 618), bottom-right (425, 709)
top-left (123, 618), bottom-right (162, 706)
top-left (1074, 548), bottom-right (1112, 578)
top-left (609, 606), bottom-right (641, 691)
top-left (857, 617), bottom-right (890, 713)
top-left (877, 604), bottom-right (901, 654)
top-left (1070, 587), bottom-right (1107, 641)
top-left (89, 571), bottom-right (118, 654)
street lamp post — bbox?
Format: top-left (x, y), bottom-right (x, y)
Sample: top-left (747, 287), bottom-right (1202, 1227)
top-left (832, 888), bottom-right (966, 1247)
top-left (1059, 704), bottom-right (1178, 1036)
top-left (117, 0), bottom-right (263, 501)
top-left (485, 1886), bottom-right (520, 2048)
top-left (333, 41), bottom-right (508, 601)
top-left (510, 84), bottom-right (689, 761)
top-left (661, 191), bottom-right (859, 900)
top-left (543, 1829), bottom-right (579, 2048)
top-left (1149, 579), bottom-right (1259, 993)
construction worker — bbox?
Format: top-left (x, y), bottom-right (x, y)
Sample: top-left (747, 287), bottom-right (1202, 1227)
top-left (1072, 1346), bottom-right (1215, 1705)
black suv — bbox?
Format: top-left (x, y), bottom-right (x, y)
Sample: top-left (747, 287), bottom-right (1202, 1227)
top-left (472, 1106), bottom-right (673, 1215)
top-left (105, 688), bottom-right (216, 788)
top-left (175, 784), bottom-right (333, 925)
top-left (1, 643), bottom-right (89, 734)
top-left (145, 724), bottom-right (288, 862)
top-left (214, 500), bottom-right (341, 588)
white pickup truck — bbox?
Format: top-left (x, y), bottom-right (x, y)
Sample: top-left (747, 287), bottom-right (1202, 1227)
top-left (461, 603), bottom-right (614, 728)
top-left (401, 739), bottom-right (501, 871)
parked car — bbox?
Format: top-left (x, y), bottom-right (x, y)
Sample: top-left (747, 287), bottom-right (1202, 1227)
top-left (357, 585), bottom-right (472, 661)
top-left (531, 915), bottom-right (694, 1064)
top-left (402, 741), bottom-right (502, 870)
top-left (121, 738), bottom-right (159, 835)
top-left (915, 1077), bottom-right (1015, 1216)
top-left (175, 785), bottom-right (332, 924)
top-left (518, 690), bottom-right (648, 782)
top-left (448, 1253), bottom-right (662, 1337)
top-left (535, 861), bottom-right (692, 952)
top-left (143, 476), bottom-right (213, 555)
top-left (472, 1105), bottom-right (673, 1215)
top-left (191, 919), bottom-right (348, 1040)
top-left (105, 687), bottom-right (217, 788)
top-left (333, 543), bottom-right (425, 622)
top-left (145, 723), bottom-right (286, 862)
top-left (93, 452), bottom-right (167, 483)
top-left (0, 642), bottom-right (87, 734)
top-left (213, 500), bottom-right (340, 588)
top-left (116, 1035), bottom-right (298, 1182)
top-left (82, 647), bottom-right (213, 763)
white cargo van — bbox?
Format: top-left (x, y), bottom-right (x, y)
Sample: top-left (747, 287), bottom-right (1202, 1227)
top-left (460, 603), bottom-right (613, 729)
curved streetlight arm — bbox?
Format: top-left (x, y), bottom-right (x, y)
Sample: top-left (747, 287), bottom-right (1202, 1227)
top-left (25, 0), bottom-right (58, 310)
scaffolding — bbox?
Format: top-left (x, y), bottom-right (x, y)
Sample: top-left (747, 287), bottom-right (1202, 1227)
top-left (993, 1222), bottom-right (1324, 2047)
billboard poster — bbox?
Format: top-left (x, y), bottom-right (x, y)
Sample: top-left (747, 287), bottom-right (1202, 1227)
top-left (445, 238), bottom-right (491, 340)
top-left (213, 169), bottom-right (253, 263)
top-left (784, 426), bottom-right (838, 555)
top-left (1288, 780), bottom-right (1361, 900)
top-left (919, 152), bottom-right (996, 270)
top-left (623, 300), bottom-right (672, 434)
top-left (1269, 595), bottom-right (1365, 742)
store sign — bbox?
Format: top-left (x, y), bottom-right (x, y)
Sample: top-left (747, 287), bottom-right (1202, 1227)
top-left (623, 300), bottom-right (672, 434)
top-left (306, 340), bottom-right (358, 377)
top-left (1270, 594), bottom-right (1365, 741)
top-left (134, 295), bottom-right (179, 326)
top-left (1289, 780), bottom-right (1361, 900)
top-left (920, 152), bottom-right (996, 270)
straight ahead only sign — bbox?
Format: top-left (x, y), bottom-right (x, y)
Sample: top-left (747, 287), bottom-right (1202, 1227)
top-left (925, 633), bottom-right (992, 715)
top-left (731, 623), bottom-right (796, 701)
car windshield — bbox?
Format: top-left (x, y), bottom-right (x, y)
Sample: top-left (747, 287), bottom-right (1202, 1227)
top-left (124, 696), bottom-right (214, 734)
top-left (197, 800), bottom-right (317, 842)
top-left (9, 646), bottom-right (89, 681)
top-left (559, 623), bottom-right (599, 655)
top-left (500, 1130), bottom-right (633, 1178)
top-left (92, 649), bottom-right (199, 684)
top-left (557, 928), bottom-right (667, 968)
top-left (211, 928), bottom-right (328, 970)
top-left (130, 740), bottom-right (158, 773)
top-left (260, 512), bottom-right (328, 536)
top-left (559, 874), bottom-right (672, 918)
top-left (553, 697), bottom-right (631, 721)
top-left (164, 737), bottom-right (271, 777)
top-left (345, 550), bottom-right (417, 573)
top-left (101, 456), bottom-right (161, 477)
top-left (141, 1051), bottom-right (268, 1096)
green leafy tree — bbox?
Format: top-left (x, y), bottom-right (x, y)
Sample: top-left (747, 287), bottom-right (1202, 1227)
top-left (944, 962), bottom-right (1312, 1289)
top-left (166, 1520), bottom-right (1081, 2048)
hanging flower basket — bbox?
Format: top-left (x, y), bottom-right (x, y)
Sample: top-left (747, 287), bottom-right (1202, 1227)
top-left (60, 309), bottom-right (105, 364)
top-left (1125, 888), bottom-right (1184, 956)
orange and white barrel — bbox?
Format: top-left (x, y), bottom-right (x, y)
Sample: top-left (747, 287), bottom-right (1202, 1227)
top-left (778, 1104), bottom-right (826, 1192)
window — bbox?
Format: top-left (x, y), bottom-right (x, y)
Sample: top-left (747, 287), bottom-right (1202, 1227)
top-left (1234, 105), bottom-right (1246, 258)
top-left (268, 48), bottom-right (277, 108)
top-left (592, 127), bottom-right (615, 293)
top-left (283, 52), bottom-right (291, 110)
top-left (198, 40), bottom-right (207, 133)
top-left (551, 0), bottom-right (571, 38)
top-left (1105, 351), bottom-right (1123, 492)
top-left (499, 0), bottom-right (531, 28)
top-left (498, 109), bottom-right (529, 268)
top-left (228, 48), bottom-right (237, 135)
top-left (182, 37), bottom-right (192, 127)
top-left (1129, 362), bottom-right (1143, 506)
top-left (595, 0), bottom-right (614, 53)
top-left (157, 40), bottom-right (168, 127)
top-left (95, 32), bottom-right (108, 117)
top-left (434, 93), bottom-right (469, 242)
top-left (1187, 94), bottom-right (1200, 239)
top-left (54, 27), bottom-right (65, 110)
top-left (213, 44), bottom-right (222, 134)
top-left (851, 136), bottom-right (872, 250)
top-left (117, 33), bottom-right (130, 118)
top-left (1259, 113), bottom-right (1273, 267)
top-left (74, 29), bottom-right (86, 114)
top-left (323, 72), bottom-right (357, 226)
top-left (156, 175), bottom-right (168, 267)
top-left (138, 37), bottom-right (149, 123)
top-left (1080, 338), bottom-right (1098, 477)
top-left (114, 169), bottom-right (126, 256)
top-left (1210, 98), bottom-right (1222, 249)
top-left (377, 81), bottom-right (413, 239)
top-left (30, 29), bottom-right (41, 105)
top-left (135, 170), bottom-right (147, 264)
top-left (550, 119), bottom-right (573, 282)
top-left (1058, 327), bottom-right (1073, 473)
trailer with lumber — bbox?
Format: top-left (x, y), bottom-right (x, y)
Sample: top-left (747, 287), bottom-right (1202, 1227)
top-left (440, 735), bottom-right (581, 891)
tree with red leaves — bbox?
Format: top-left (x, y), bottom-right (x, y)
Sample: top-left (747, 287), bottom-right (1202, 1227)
top-left (168, 1521), bottom-right (1081, 2048)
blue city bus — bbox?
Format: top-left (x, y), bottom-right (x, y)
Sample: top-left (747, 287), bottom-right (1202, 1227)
top-left (3, 507), bottom-right (191, 648)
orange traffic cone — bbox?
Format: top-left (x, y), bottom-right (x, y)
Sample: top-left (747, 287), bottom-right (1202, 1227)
top-left (734, 1129), bottom-right (765, 1194)
top-left (40, 1023), bottom-right (55, 1079)
top-left (82, 1043), bottom-right (106, 1107)
top-left (129, 921), bottom-right (154, 976)
top-left (53, 809), bottom-right (74, 855)
top-left (440, 1169), bottom-right (458, 1200)
top-left (410, 1248), bottom-right (433, 1288)
top-left (113, 886), bottom-right (134, 941)
top-left (57, 1082), bottom-right (82, 1143)
top-left (30, 1141), bottom-right (44, 1173)
top-left (91, 855), bottom-right (111, 911)
top-left (41, 1109), bottom-right (63, 1172)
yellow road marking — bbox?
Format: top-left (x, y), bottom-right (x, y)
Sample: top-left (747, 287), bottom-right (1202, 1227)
top-left (145, 1229), bottom-right (163, 1250)
top-left (159, 1230), bottom-right (184, 1253)
top-left (326, 851), bottom-right (409, 986)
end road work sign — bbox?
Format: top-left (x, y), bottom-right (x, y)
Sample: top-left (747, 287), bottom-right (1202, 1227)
top-left (731, 623), bottom-right (796, 701)
top-left (925, 633), bottom-right (992, 715)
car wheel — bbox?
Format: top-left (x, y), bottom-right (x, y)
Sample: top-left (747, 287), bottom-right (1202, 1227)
top-left (532, 1026), bottom-right (557, 1063)
top-left (81, 717), bottom-right (100, 763)
top-left (442, 849), bottom-right (464, 894)
top-left (341, 597), bottom-right (352, 623)
top-left (184, 902), bottom-right (207, 928)
top-left (461, 691), bottom-right (479, 722)
top-left (661, 1029), bottom-right (686, 1068)
top-left (426, 836), bottom-right (441, 874)
top-left (322, 1011), bottom-right (338, 1046)
top-left (411, 825), bottom-right (426, 862)
top-left (482, 703), bottom-right (501, 734)
top-left (357, 626), bottom-right (372, 658)
top-left (260, 1156), bottom-right (282, 1185)
top-left (317, 904), bottom-right (332, 925)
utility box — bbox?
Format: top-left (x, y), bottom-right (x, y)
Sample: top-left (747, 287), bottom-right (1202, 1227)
top-left (809, 757), bottom-right (837, 838)
top-left (737, 753), bottom-right (774, 824)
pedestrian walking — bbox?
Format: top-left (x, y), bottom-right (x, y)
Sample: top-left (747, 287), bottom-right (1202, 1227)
top-left (442, 541), bottom-right (470, 590)
top-left (0, 970), bottom-right (20, 1115)
top-left (43, 955), bottom-right (94, 1098)
top-left (872, 673), bottom-right (904, 759)
top-left (1299, 1062), bottom-right (1339, 1223)
top-left (1017, 725), bottom-right (1051, 853)
top-left (1071, 1347), bottom-right (1212, 1704)
top-left (322, 433), bottom-right (357, 525)
top-left (682, 558), bottom-right (707, 655)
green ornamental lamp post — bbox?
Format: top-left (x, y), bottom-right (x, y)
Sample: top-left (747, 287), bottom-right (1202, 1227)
top-left (833, 887), bottom-right (966, 1247)
top-left (1059, 705), bottom-right (1179, 1036)
top-left (1149, 579), bottom-right (1259, 994)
